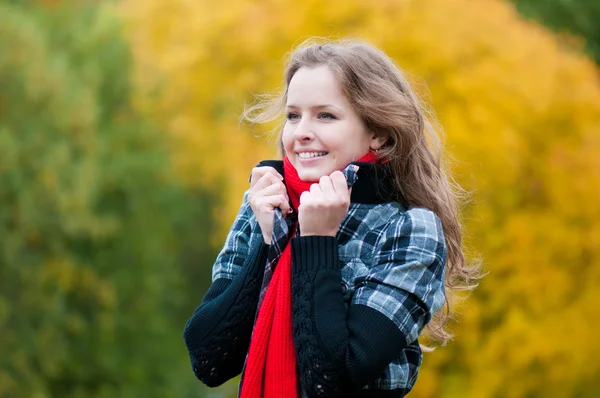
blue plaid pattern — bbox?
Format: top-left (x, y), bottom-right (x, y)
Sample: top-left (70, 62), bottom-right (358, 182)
top-left (339, 203), bottom-right (446, 390)
top-left (212, 164), bottom-right (446, 391)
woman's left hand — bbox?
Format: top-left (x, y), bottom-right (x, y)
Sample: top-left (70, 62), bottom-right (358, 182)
top-left (298, 170), bottom-right (351, 237)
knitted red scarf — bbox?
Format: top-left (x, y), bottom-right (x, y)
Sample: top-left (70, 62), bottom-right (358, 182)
top-left (241, 152), bottom-right (377, 398)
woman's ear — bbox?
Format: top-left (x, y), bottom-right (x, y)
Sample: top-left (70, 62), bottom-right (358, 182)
top-left (369, 133), bottom-right (388, 151)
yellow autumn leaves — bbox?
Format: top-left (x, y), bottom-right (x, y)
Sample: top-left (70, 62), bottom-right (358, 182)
top-left (120, 0), bottom-right (600, 396)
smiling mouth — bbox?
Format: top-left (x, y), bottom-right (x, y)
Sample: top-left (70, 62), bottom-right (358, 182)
top-left (297, 152), bottom-right (328, 159)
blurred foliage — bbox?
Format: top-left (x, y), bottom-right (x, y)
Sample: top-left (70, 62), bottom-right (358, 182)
top-left (0, 1), bottom-right (218, 397)
top-left (512, 0), bottom-right (600, 64)
top-left (122, 0), bottom-right (600, 397)
top-left (1, 0), bottom-right (599, 396)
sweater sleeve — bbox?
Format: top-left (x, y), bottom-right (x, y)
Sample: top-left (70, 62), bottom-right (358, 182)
top-left (183, 191), bottom-right (269, 387)
top-left (290, 209), bottom-right (446, 397)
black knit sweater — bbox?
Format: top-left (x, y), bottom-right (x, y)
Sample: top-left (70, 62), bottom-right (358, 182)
top-left (183, 161), bottom-right (427, 397)
top-left (183, 237), bottom-right (408, 397)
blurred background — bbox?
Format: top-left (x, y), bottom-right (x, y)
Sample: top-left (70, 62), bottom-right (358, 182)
top-left (1, 0), bottom-right (599, 397)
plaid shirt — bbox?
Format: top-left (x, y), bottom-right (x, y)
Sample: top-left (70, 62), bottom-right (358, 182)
top-left (212, 161), bottom-right (446, 393)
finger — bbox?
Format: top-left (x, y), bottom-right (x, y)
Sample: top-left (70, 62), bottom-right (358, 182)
top-left (278, 196), bottom-right (291, 217)
top-left (251, 167), bottom-right (283, 187)
top-left (252, 171), bottom-right (282, 191)
top-left (251, 169), bottom-right (281, 189)
top-left (330, 171), bottom-right (349, 194)
top-left (262, 181), bottom-right (290, 206)
top-left (319, 175), bottom-right (336, 196)
top-left (254, 166), bottom-right (283, 181)
top-left (263, 193), bottom-right (291, 217)
top-left (299, 191), bottom-right (311, 208)
top-left (329, 171), bottom-right (348, 194)
top-left (309, 182), bottom-right (325, 200)
top-left (330, 171), bottom-right (351, 205)
top-left (260, 182), bottom-right (287, 198)
top-left (261, 194), bottom-right (288, 210)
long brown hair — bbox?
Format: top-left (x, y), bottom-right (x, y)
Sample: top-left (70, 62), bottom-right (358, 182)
top-left (243, 38), bottom-right (481, 345)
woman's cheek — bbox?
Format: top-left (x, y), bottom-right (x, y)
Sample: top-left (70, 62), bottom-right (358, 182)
top-left (281, 127), bottom-right (294, 153)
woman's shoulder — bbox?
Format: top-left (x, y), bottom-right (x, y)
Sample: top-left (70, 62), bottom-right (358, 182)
top-left (402, 206), bottom-right (444, 229)
top-left (354, 200), bottom-right (440, 221)
top-left (391, 206), bottom-right (444, 239)
top-left (354, 202), bottom-right (444, 243)
top-left (222, 189), bottom-right (262, 244)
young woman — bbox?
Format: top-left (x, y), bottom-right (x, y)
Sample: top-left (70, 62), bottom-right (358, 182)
top-left (183, 39), bottom-right (478, 397)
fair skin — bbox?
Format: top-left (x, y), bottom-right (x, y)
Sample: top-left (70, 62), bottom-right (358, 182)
top-left (249, 65), bottom-right (386, 243)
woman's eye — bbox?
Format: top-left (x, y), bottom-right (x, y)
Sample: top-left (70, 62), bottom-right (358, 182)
top-left (286, 112), bottom-right (300, 121)
top-left (319, 112), bottom-right (337, 120)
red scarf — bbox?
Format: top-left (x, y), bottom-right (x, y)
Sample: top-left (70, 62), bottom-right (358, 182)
top-left (241, 152), bottom-right (377, 398)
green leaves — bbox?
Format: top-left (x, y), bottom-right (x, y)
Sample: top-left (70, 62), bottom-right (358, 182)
top-left (0, 2), bottom-right (217, 397)
top-left (512, 0), bottom-right (600, 63)
top-left (3, 0), bottom-right (599, 396)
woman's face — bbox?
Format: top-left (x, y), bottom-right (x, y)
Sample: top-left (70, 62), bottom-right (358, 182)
top-left (282, 65), bottom-right (384, 182)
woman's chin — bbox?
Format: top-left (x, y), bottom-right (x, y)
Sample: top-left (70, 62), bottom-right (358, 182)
top-left (297, 167), bottom-right (331, 182)
top-left (297, 171), bottom-right (321, 182)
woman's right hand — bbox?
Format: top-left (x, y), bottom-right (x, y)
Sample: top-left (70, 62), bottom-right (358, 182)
top-left (248, 167), bottom-right (291, 245)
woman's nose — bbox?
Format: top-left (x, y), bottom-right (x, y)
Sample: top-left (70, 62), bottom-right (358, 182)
top-left (293, 118), bottom-right (314, 141)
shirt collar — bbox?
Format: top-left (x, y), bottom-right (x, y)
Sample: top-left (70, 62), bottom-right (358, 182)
top-left (253, 160), bottom-right (402, 205)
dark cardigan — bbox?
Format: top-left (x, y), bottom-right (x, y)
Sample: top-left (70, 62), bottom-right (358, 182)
top-left (183, 161), bottom-right (446, 397)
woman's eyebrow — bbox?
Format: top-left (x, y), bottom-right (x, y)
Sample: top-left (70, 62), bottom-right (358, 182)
top-left (285, 104), bottom-right (343, 111)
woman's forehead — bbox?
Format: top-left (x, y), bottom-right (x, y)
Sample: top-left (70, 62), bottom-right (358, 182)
top-left (286, 66), bottom-right (348, 109)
